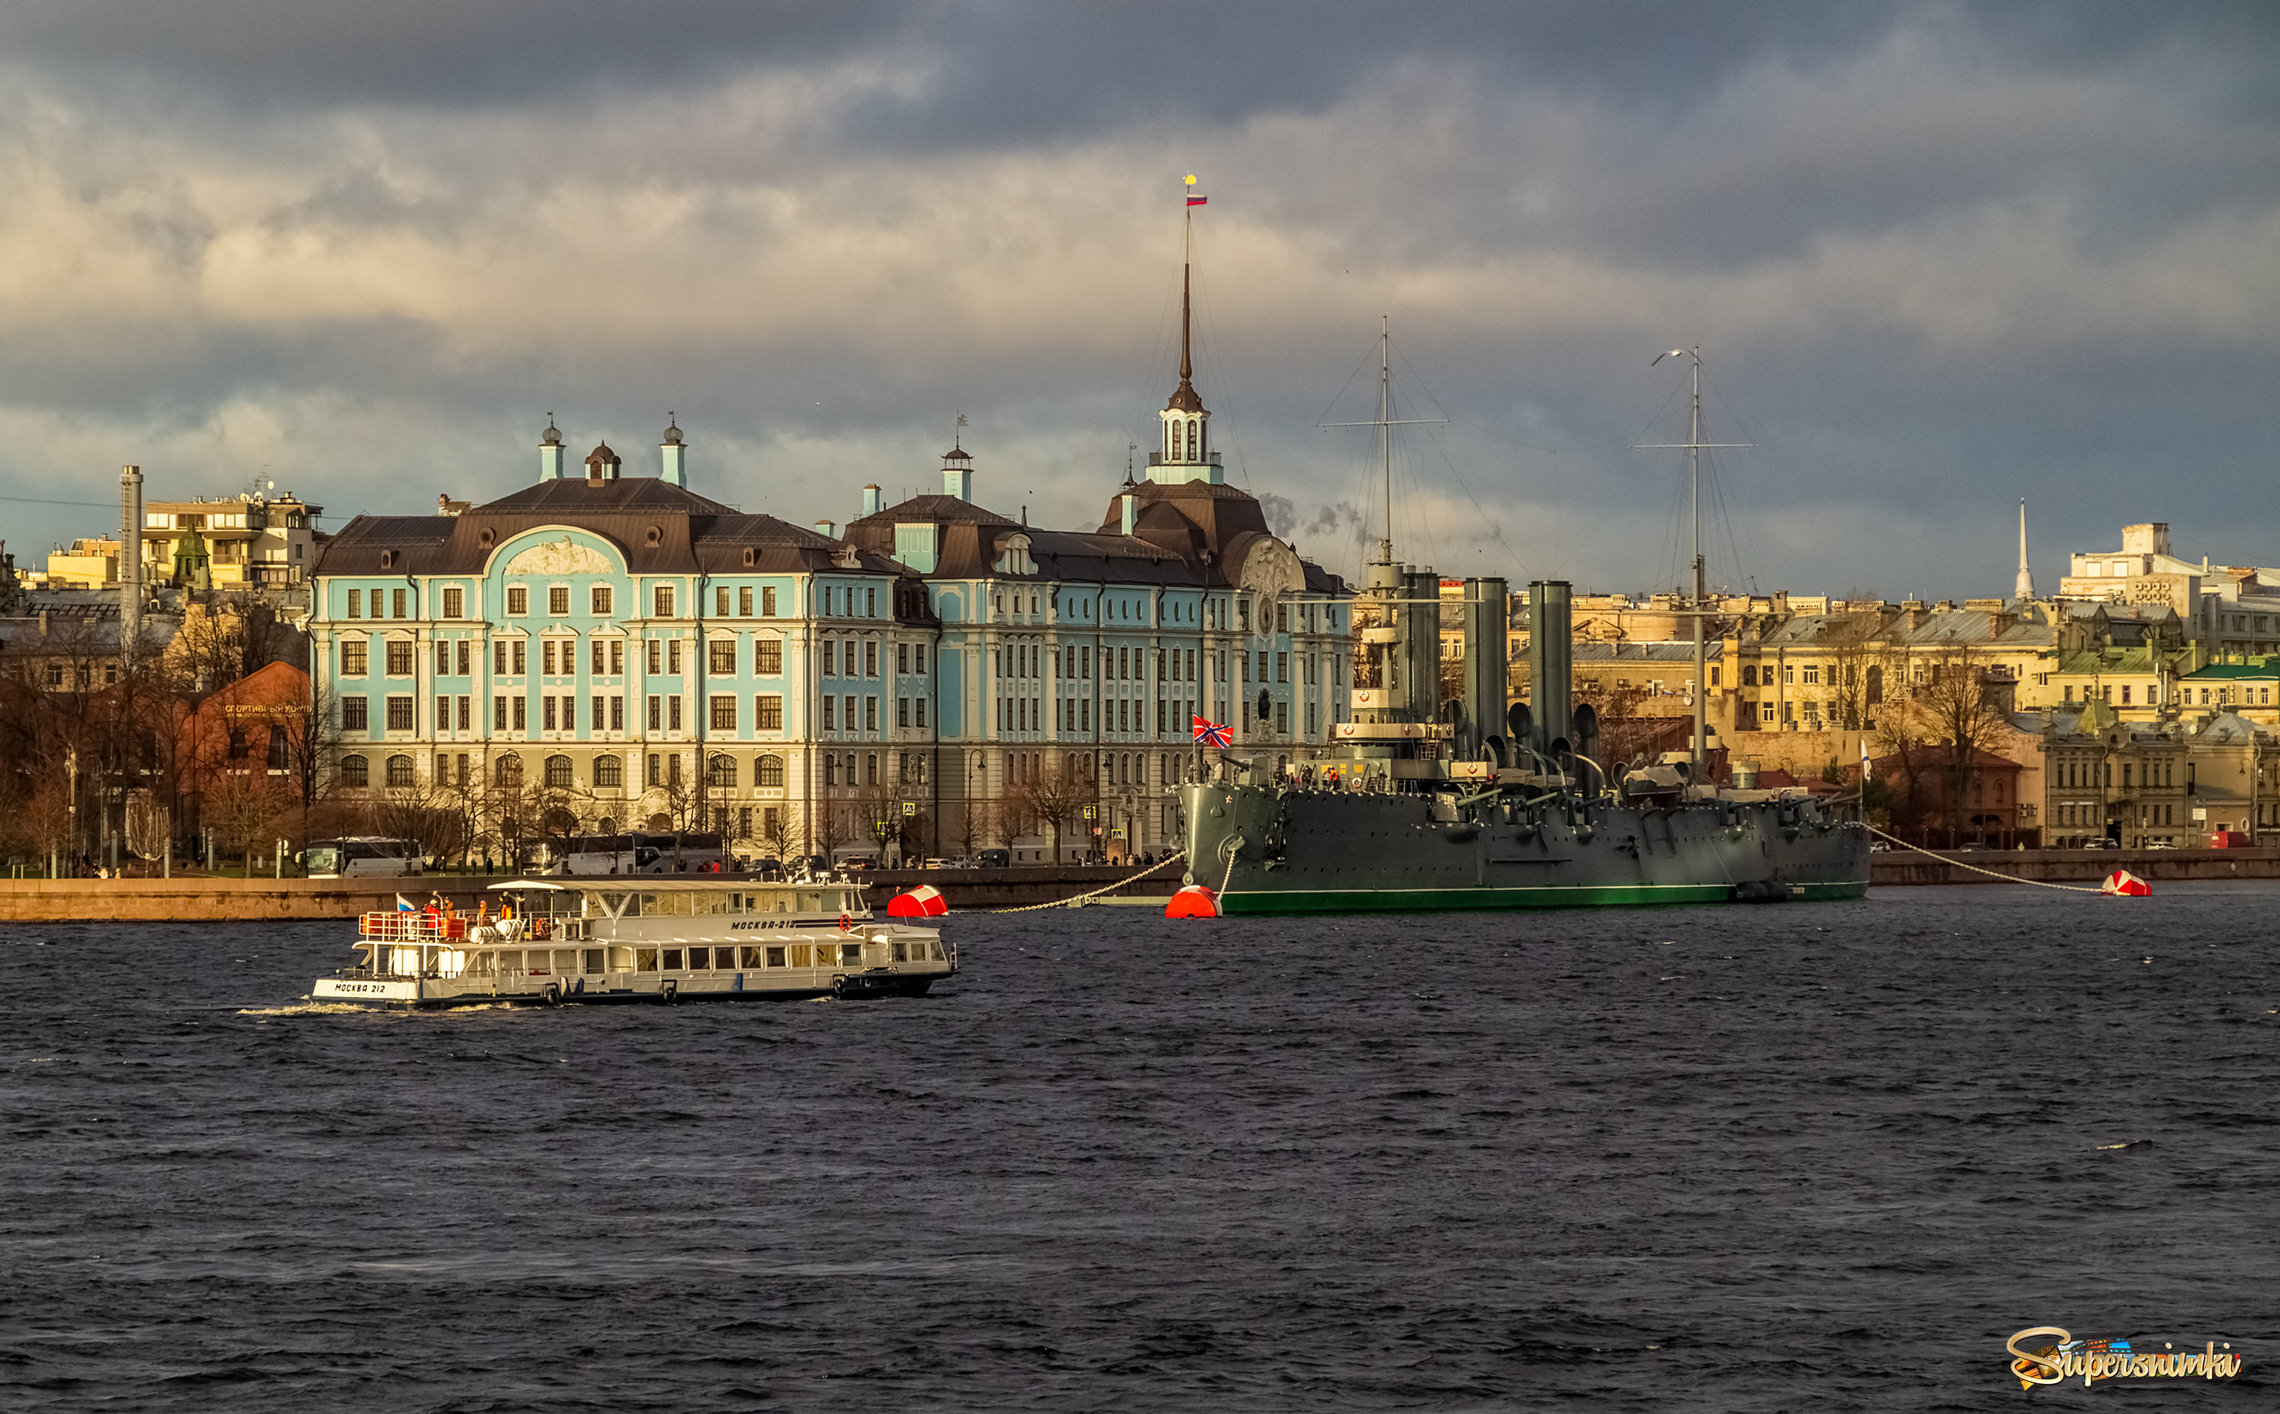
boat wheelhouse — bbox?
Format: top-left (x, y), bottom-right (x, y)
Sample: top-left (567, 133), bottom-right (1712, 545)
top-left (312, 877), bottom-right (954, 1008)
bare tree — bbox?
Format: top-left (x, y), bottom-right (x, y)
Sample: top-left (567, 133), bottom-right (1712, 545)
top-left (207, 771), bottom-right (288, 872)
top-left (1008, 753), bottom-right (1099, 863)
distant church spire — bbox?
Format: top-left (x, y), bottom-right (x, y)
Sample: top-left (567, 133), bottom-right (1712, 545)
top-left (2015, 498), bottom-right (2033, 600)
top-left (1153, 176), bottom-right (1219, 485)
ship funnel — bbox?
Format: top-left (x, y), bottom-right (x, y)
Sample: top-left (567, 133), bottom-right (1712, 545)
top-left (1525, 580), bottom-right (1573, 762)
top-left (1402, 571), bottom-right (1441, 729)
top-left (1457, 576), bottom-right (1508, 762)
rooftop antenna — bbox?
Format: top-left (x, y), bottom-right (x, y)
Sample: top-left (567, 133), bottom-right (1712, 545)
top-left (1126, 442), bottom-right (1138, 485)
top-left (954, 411), bottom-right (967, 452)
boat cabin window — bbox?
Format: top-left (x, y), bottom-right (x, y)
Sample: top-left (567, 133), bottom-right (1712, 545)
top-left (766, 945), bottom-right (786, 967)
top-left (582, 948), bottom-right (604, 974)
top-left (839, 942), bottom-right (862, 966)
top-left (635, 948), bottom-right (658, 972)
top-left (663, 948), bottom-right (683, 970)
top-left (797, 891), bottom-right (823, 912)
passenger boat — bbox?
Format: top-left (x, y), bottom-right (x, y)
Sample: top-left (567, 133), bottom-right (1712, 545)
top-left (311, 877), bottom-right (956, 1008)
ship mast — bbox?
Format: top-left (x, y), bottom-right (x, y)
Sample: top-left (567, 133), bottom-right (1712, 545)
top-left (1377, 314), bottom-right (1394, 569)
top-left (1644, 346), bottom-right (1748, 774)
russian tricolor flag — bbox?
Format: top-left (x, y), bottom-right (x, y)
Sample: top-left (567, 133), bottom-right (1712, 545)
top-left (1187, 194), bottom-right (1207, 207)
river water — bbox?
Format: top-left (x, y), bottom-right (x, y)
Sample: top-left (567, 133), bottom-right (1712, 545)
top-left (1, 885), bottom-right (2274, 1411)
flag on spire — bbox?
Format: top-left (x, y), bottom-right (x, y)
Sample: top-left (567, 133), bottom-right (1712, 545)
top-left (1192, 715), bottom-right (1233, 749)
top-left (1184, 173), bottom-right (1206, 206)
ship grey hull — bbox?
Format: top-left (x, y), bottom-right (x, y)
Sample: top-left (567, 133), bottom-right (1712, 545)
top-left (1180, 782), bottom-right (1870, 914)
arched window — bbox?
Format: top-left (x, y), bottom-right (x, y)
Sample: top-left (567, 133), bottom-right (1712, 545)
top-left (495, 754), bottom-right (523, 787)
top-left (708, 753), bottom-right (737, 788)
top-left (826, 755), bottom-right (838, 786)
top-left (385, 754), bottom-right (415, 789)
top-left (593, 754), bottom-right (622, 788)
top-left (1187, 419), bottom-right (1198, 460)
top-left (545, 754), bottom-right (574, 788)
top-left (339, 754), bottom-right (369, 788)
top-left (597, 816), bottom-right (617, 836)
top-left (755, 754), bottom-right (786, 789)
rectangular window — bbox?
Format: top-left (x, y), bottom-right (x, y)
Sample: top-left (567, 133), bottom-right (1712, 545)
top-left (716, 586), bottom-right (731, 617)
top-left (442, 587), bottom-right (464, 618)
top-left (493, 641), bottom-right (506, 676)
top-left (710, 641), bottom-right (736, 675)
top-left (454, 641), bottom-right (468, 676)
top-left (865, 641), bottom-right (879, 677)
top-left (542, 640), bottom-right (557, 677)
top-left (457, 696), bottom-right (470, 731)
top-left (647, 753), bottom-right (660, 788)
top-left (610, 640), bottom-right (623, 676)
top-left (654, 585), bottom-right (676, 618)
top-left (916, 699), bottom-right (927, 728)
top-left (823, 640), bottom-right (838, 677)
top-left (436, 695), bottom-right (449, 729)
top-left (756, 695), bottom-right (783, 731)
top-left (647, 696), bottom-right (662, 730)
top-left (591, 585), bottom-right (612, 615)
top-left (1275, 652), bottom-right (1288, 684)
top-left (386, 640), bottom-right (413, 677)
top-left (493, 696), bottom-right (506, 730)
top-left (898, 643), bottom-right (909, 674)
top-left (711, 695), bottom-right (736, 731)
top-left (763, 586), bottom-right (777, 617)
top-left (1274, 700), bottom-right (1289, 735)
top-left (342, 639), bottom-right (367, 675)
top-left (865, 697), bottom-right (879, 731)
top-left (822, 696), bottom-right (836, 731)
top-left (754, 639), bottom-right (782, 675)
top-left (647, 640), bottom-right (661, 675)
top-left (513, 641), bottom-right (526, 676)
top-left (867, 587), bottom-right (877, 617)
top-left (844, 695), bottom-right (856, 731)
top-left (560, 695), bottom-right (574, 731)
top-left (513, 696), bottom-right (527, 731)
top-left (591, 640), bottom-right (605, 675)
top-left (387, 696), bottom-right (414, 732)
top-left (1240, 653), bottom-right (1250, 683)
top-left (668, 696), bottom-right (683, 731)
top-left (549, 586), bottom-right (570, 616)
top-left (738, 586), bottom-right (752, 617)
top-left (347, 589), bottom-right (362, 619)
top-left (392, 589), bottom-right (406, 619)
top-left (343, 696), bottom-right (369, 731)
top-left (506, 586), bottom-right (528, 616)
top-left (668, 640), bottom-right (682, 675)
top-left (543, 696), bottom-right (558, 731)
top-left (610, 696), bottom-right (624, 731)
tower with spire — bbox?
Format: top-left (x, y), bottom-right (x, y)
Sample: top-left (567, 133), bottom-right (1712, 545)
top-left (1152, 177), bottom-right (1222, 486)
top-left (2016, 498), bottom-right (2034, 600)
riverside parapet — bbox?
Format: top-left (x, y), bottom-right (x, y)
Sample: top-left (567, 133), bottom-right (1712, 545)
top-left (0, 865), bottom-right (1183, 924)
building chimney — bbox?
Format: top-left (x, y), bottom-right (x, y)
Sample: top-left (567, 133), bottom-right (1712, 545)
top-left (119, 464), bottom-right (142, 660)
top-left (660, 416), bottom-right (686, 487)
top-left (539, 417), bottom-right (565, 480)
top-left (861, 484), bottom-right (882, 517)
top-left (1119, 492), bottom-right (1139, 536)
top-left (814, 519), bottom-right (837, 538)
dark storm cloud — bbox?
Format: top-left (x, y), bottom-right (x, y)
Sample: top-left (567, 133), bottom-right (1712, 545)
top-left (0, 1), bottom-right (2271, 600)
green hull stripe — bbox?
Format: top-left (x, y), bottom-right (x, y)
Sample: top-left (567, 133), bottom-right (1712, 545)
top-left (1216, 880), bottom-right (1870, 914)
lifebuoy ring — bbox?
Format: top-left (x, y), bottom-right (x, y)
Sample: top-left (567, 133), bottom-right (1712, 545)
top-left (837, 912), bottom-right (853, 932)
top-left (660, 979), bottom-right (678, 1005)
top-left (829, 974), bottom-right (848, 998)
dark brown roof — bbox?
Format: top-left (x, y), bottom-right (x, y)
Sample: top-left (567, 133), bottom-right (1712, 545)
top-left (314, 478), bottom-right (902, 578)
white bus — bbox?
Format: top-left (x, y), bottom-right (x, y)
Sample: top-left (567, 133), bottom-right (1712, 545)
top-left (302, 837), bottom-right (424, 878)
top-left (532, 832), bottom-right (727, 876)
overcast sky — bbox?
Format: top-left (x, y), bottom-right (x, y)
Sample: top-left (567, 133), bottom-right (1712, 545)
top-left (1, 1), bottom-right (2274, 600)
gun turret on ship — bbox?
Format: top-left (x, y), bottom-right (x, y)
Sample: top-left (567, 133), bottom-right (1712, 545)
top-left (1177, 332), bottom-right (1869, 914)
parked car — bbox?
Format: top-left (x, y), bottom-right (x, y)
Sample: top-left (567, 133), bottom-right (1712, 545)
top-left (977, 848), bottom-right (1011, 868)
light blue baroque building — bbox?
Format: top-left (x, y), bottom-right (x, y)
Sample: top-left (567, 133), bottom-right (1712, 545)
top-left (311, 422), bottom-right (923, 859)
top-left (313, 285), bottom-right (1352, 863)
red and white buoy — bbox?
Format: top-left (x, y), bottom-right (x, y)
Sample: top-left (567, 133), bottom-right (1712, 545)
top-left (2101, 869), bottom-right (2151, 897)
top-left (1164, 884), bottom-right (1219, 919)
top-left (886, 885), bottom-right (949, 918)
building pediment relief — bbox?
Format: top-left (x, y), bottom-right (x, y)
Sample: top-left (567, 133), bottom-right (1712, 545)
top-left (497, 534), bottom-right (617, 578)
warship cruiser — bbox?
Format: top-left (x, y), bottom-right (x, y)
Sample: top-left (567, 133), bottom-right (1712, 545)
top-left (1177, 335), bottom-right (1870, 914)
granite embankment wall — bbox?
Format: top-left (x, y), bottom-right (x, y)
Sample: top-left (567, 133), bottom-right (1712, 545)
top-left (5, 850), bottom-right (2276, 921)
top-left (1870, 846), bottom-right (2280, 887)
top-left (0, 864), bottom-right (1186, 924)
